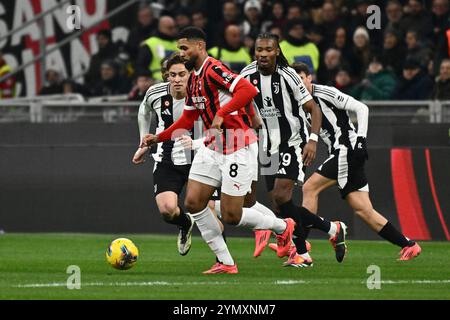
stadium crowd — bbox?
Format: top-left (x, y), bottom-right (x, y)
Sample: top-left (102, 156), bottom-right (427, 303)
top-left (0, 0), bottom-right (449, 100)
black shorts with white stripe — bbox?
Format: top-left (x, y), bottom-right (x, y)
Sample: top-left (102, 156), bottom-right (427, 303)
top-left (264, 144), bottom-right (306, 192)
top-left (316, 148), bottom-right (369, 198)
top-left (153, 161), bottom-right (190, 196)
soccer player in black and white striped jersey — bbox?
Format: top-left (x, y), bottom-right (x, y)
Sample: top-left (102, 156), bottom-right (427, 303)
top-left (293, 62), bottom-right (421, 261)
top-left (241, 33), bottom-right (348, 267)
top-left (132, 53), bottom-right (205, 256)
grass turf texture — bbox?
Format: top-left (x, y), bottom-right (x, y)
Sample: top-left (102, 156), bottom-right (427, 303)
top-left (0, 233), bottom-right (449, 300)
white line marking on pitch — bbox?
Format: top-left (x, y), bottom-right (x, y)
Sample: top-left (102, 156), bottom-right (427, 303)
top-left (13, 279), bottom-right (450, 288)
top-left (14, 280), bottom-right (307, 288)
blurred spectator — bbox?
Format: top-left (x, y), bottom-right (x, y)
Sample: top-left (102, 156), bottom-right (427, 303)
top-left (286, 3), bottom-right (307, 20)
top-left (128, 69), bottom-right (154, 101)
top-left (382, 28), bottom-right (406, 77)
top-left (192, 10), bottom-right (208, 30)
top-left (268, 25), bottom-right (283, 41)
top-left (91, 60), bottom-right (132, 97)
top-left (126, 5), bottom-right (156, 62)
top-left (350, 0), bottom-right (383, 48)
top-left (317, 48), bottom-right (343, 85)
top-left (318, 2), bottom-right (341, 49)
top-left (39, 69), bottom-right (62, 95)
top-left (61, 79), bottom-right (88, 96)
top-left (385, 0), bottom-right (409, 38)
top-left (0, 51), bottom-right (16, 99)
top-left (431, 0), bottom-right (450, 73)
top-left (242, 0), bottom-right (264, 41)
top-left (432, 0), bottom-right (450, 41)
top-left (208, 25), bottom-right (252, 73)
top-left (405, 29), bottom-right (432, 69)
top-left (280, 19), bottom-right (320, 72)
top-left (216, 1), bottom-right (243, 46)
top-left (334, 67), bottom-right (355, 94)
top-left (432, 58), bottom-right (450, 100)
top-left (307, 25), bottom-right (327, 53)
top-left (262, 1), bottom-right (287, 32)
top-left (393, 59), bottom-right (434, 100)
top-left (136, 16), bottom-right (178, 81)
top-left (351, 56), bottom-right (397, 100)
top-left (175, 9), bottom-right (192, 30)
top-left (352, 26), bottom-right (374, 80)
top-left (191, 10), bottom-right (215, 48)
top-left (85, 29), bottom-right (118, 87)
top-left (403, 0), bottom-right (433, 40)
top-left (333, 26), bottom-right (358, 73)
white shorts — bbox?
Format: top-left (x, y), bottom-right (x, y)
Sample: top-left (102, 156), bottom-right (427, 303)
top-left (189, 142), bottom-right (258, 196)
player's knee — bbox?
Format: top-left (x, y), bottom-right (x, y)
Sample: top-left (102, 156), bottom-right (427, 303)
top-left (159, 203), bottom-right (178, 218)
top-left (272, 189), bottom-right (291, 206)
top-left (184, 197), bottom-right (202, 214)
top-left (221, 210), bottom-right (241, 225)
top-left (243, 194), bottom-right (256, 208)
top-left (354, 207), bottom-right (371, 219)
top-left (302, 181), bottom-right (318, 198)
top-left (222, 214), bottom-right (241, 225)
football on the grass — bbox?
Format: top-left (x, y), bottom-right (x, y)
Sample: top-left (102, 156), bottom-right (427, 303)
top-left (106, 238), bottom-right (139, 270)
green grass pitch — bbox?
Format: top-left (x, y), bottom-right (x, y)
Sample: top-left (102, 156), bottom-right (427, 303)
top-left (0, 233), bottom-right (449, 300)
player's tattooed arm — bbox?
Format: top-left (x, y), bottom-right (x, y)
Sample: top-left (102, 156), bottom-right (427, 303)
top-left (302, 99), bottom-right (322, 166)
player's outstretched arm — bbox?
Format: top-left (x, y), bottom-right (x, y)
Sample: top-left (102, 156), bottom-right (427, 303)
top-left (143, 108), bottom-right (200, 147)
top-left (302, 99), bottom-right (322, 166)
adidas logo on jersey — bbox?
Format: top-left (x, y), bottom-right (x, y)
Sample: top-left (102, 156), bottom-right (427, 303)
top-left (277, 168), bottom-right (287, 175)
top-left (162, 109), bottom-right (172, 116)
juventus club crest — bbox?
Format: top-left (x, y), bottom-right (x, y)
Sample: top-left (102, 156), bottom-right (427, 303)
top-left (273, 82), bottom-right (280, 94)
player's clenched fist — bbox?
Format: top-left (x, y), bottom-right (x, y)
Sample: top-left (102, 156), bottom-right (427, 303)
top-left (141, 134), bottom-right (159, 148)
top-left (211, 115), bottom-right (224, 133)
top-left (132, 146), bottom-right (148, 164)
top-left (302, 140), bottom-right (317, 167)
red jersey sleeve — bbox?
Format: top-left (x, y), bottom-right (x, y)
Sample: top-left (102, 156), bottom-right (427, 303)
top-left (207, 64), bottom-right (243, 94)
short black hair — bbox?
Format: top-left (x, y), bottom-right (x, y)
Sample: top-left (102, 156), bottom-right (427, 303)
top-left (166, 52), bottom-right (187, 71)
top-left (256, 32), bottom-right (290, 68)
top-left (177, 26), bottom-right (206, 41)
top-left (291, 62), bottom-right (311, 76)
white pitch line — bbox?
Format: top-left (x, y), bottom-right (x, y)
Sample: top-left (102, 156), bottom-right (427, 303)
top-left (13, 279), bottom-right (450, 289)
top-left (14, 280), bottom-right (307, 288)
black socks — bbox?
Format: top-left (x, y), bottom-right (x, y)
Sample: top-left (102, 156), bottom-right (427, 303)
top-left (278, 200), bottom-right (331, 234)
top-left (378, 221), bottom-right (413, 248)
top-left (163, 207), bottom-right (191, 229)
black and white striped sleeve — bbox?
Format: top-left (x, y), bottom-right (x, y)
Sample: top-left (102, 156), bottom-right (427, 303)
top-left (137, 83), bottom-right (168, 140)
top-left (280, 66), bottom-right (313, 106)
top-left (316, 85), bottom-right (369, 138)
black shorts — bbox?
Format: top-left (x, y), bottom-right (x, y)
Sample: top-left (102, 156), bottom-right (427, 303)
top-left (153, 161), bottom-right (190, 196)
top-left (264, 144), bottom-right (306, 192)
top-left (316, 148), bottom-right (369, 198)
top-left (153, 161), bottom-right (222, 201)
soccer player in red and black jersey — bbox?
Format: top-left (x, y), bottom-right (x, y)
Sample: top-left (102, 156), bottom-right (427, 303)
top-left (142, 27), bottom-right (295, 274)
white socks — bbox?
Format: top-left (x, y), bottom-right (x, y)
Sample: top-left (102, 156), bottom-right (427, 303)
top-left (213, 200), bottom-right (285, 233)
top-left (328, 221), bottom-right (338, 236)
top-left (237, 207), bottom-right (286, 234)
top-left (251, 201), bottom-right (277, 219)
top-left (191, 207), bottom-right (234, 266)
top-left (214, 201), bottom-right (222, 219)
top-left (214, 200), bottom-right (278, 221)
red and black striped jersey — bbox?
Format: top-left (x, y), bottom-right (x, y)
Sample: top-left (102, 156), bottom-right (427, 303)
top-left (185, 57), bottom-right (257, 154)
